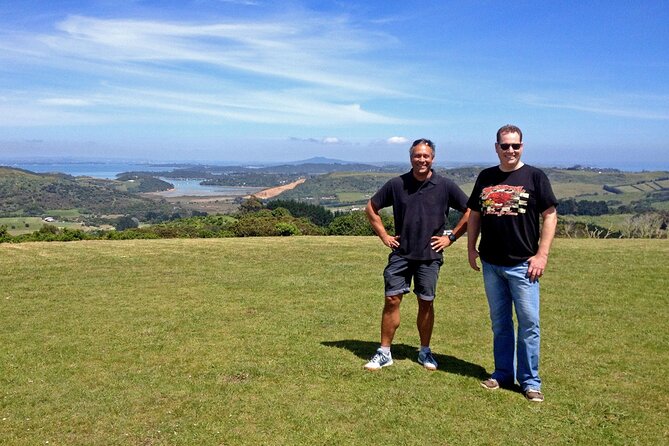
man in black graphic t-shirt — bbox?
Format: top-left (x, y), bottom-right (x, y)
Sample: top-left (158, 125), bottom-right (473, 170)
top-left (467, 124), bottom-right (558, 402)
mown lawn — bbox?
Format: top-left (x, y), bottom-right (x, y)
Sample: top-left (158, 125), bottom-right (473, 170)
top-left (1, 237), bottom-right (667, 445)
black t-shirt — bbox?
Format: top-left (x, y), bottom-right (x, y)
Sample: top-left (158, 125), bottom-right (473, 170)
top-left (371, 170), bottom-right (468, 261)
top-left (467, 164), bottom-right (558, 266)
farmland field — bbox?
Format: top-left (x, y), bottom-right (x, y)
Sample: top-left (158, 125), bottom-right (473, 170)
top-left (0, 217), bottom-right (88, 236)
top-left (1, 237), bottom-right (667, 445)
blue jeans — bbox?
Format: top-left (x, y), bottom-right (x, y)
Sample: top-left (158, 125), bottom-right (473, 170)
top-left (482, 260), bottom-right (541, 391)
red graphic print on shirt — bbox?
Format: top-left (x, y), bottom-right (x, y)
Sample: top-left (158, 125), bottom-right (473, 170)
top-left (480, 185), bottom-right (529, 216)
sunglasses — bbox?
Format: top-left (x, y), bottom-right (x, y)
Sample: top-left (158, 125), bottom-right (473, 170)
top-left (497, 143), bottom-right (522, 151)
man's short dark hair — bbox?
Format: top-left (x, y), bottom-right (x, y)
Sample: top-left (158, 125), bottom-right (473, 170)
top-left (410, 138), bottom-right (436, 156)
top-left (496, 125), bottom-right (523, 142)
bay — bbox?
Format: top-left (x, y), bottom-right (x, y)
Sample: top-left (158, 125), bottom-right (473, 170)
top-left (3, 161), bottom-right (262, 197)
top-left (5, 161), bottom-right (168, 179)
top-left (155, 178), bottom-right (263, 197)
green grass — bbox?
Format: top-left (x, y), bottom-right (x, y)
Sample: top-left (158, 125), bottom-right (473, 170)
top-left (335, 192), bottom-right (370, 203)
top-left (550, 182), bottom-right (609, 198)
top-left (653, 200), bottom-right (669, 211)
top-left (614, 179), bottom-right (668, 194)
top-left (0, 217), bottom-right (45, 235)
top-left (1, 238), bottom-right (667, 445)
top-left (0, 216), bottom-right (88, 235)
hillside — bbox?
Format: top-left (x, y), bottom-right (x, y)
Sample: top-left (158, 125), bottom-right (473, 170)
top-left (1, 165), bottom-right (667, 237)
top-left (273, 167), bottom-right (669, 209)
top-left (0, 167), bottom-right (176, 218)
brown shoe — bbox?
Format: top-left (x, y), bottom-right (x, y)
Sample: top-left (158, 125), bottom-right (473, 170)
top-left (480, 378), bottom-right (500, 390)
top-left (524, 389), bottom-right (544, 402)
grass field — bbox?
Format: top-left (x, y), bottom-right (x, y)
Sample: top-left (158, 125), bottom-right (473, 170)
top-left (0, 217), bottom-right (88, 236)
top-left (0, 217), bottom-right (44, 235)
top-left (549, 182), bottom-right (608, 199)
top-left (1, 237), bottom-right (667, 445)
top-left (564, 214), bottom-right (634, 232)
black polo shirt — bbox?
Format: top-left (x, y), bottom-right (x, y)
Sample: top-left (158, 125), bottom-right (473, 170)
top-left (370, 170), bottom-right (468, 261)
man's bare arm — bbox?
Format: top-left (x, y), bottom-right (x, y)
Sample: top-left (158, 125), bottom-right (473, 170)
top-left (430, 208), bottom-right (471, 252)
top-left (365, 200), bottom-right (399, 249)
top-left (527, 206), bottom-right (558, 282)
top-left (467, 210), bottom-right (481, 271)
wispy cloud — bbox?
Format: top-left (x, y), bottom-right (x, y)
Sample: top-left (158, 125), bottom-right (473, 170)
top-left (211, 0), bottom-right (261, 5)
top-left (522, 94), bottom-right (669, 121)
top-left (38, 98), bottom-right (93, 107)
top-left (289, 136), bottom-right (347, 145)
top-left (0, 12), bottom-right (410, 128)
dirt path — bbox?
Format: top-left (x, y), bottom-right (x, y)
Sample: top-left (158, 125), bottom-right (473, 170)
top-left (249, 178), bottom-right (306, 199)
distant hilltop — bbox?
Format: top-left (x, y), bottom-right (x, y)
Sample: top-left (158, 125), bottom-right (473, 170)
top-left (3, 157), bottom-right (668, 174)
top-left (277, 156), bottom-right (358, 165)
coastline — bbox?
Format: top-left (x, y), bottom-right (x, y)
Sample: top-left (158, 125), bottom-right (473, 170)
top-left (142, 178), bottom-right (306, 201)
top-left (246, 178), bottom-right (306, 199)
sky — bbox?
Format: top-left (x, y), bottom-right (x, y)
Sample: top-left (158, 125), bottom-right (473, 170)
top-left (0, 0), bottom-right (668, 169)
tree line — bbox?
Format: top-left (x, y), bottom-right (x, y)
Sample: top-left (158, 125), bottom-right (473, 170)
top-left (2, 197), bottom-right (667, 244)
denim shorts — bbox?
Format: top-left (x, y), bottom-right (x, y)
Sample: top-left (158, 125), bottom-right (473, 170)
top-left (383, 251), bottom-right (443, 301)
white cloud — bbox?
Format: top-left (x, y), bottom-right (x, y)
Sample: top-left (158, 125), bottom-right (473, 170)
top-left (322, 137), bottom-right (341, 144)
top-left (387, 136), bottom-right (408, 144)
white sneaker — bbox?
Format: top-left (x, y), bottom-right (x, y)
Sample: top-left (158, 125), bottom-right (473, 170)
top-left (417, 349), bottom-right (438, 371)
top-left (364, 349), bottom-right (393, 370)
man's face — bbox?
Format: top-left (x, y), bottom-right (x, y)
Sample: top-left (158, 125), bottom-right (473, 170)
top-left (410, 143), bottom-right (434, 176)
top-left (495, 131), bottom-right (523, 171)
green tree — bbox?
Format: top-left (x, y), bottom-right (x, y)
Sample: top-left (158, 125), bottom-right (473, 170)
top-left (328, 210), bottom-right (392, 236)
top-left (267, 199), bottom-right (334, 226)
top-left (115, 216), bottom-right (139, 231)
top-left (275, 222), bottom-right (300, 236)
top-left (0, 225), bottom-right (10, 243)
top-left (239, 196), bottom-right (264, 214)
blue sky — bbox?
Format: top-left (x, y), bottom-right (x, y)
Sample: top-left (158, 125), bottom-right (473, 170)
top-left (1, 0), bottom-right (667, 169)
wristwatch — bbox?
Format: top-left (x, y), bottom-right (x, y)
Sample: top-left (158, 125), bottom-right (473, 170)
top-left (448, 233), bottom-right (457, 243)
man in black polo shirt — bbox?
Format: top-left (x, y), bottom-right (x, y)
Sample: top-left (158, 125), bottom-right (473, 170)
top-left (364, 138), bottom-right (470, 371)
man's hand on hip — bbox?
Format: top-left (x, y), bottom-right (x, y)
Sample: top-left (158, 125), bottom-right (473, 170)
top-left (430, 235), bottom-right (451, 252)
top-left (381, 234), bottom-right (400, 249)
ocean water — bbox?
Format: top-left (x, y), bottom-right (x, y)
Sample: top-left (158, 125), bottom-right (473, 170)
top-left (4, 162), bottom-right (167, 179)
top-left (3, 160), bottom-right (667, 197)
top-left (155, 178), bottom-right (263, 197)
top-left (2, 161), bottom-right (261, 196)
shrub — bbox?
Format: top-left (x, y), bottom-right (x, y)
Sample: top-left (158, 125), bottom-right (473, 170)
top-left (275, 222), bottom-right (300, 236)
top-left (0, 225), bottom-right (10, 243)
top-left (266, 199), bottom-right (334, 226)
top-left (115, 216), bottom-right (139, 231)
top-left (328, 210), bottom-right (393, 236)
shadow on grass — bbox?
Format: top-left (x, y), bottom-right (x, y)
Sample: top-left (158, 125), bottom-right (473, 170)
top-left (322, 339), bottom-right (489, 380)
